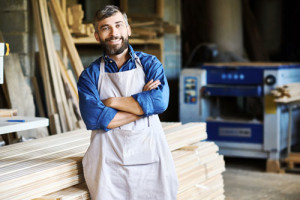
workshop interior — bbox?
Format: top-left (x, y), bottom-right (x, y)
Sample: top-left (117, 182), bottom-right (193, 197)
top-left (0, 0), bottom-right (300, 199)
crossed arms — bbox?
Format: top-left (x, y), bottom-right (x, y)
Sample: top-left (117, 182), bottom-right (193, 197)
top-left (78, 56), bottom-right (169, 131)
top-left (103, 80), bottom-right (161, 129)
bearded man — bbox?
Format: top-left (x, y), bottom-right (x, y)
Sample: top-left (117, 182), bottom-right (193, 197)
top-left (77, 5), bottom-right (178, 200)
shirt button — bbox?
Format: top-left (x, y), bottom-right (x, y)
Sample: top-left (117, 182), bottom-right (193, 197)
top-left (105, 56), bottom-right (107, 58)
top-left (109, 60), bottom-right (112, 63)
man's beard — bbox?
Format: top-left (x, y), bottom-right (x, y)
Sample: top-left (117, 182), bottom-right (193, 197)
top-left (100, 36), bottom-right (129, 55)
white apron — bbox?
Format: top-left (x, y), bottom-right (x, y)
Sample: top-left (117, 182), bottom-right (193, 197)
top-left (82, 55), bottom-right (178, 200)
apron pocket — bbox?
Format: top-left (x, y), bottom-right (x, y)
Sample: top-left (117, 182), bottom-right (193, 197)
top-left (108, 127), bottom-right (158, 166)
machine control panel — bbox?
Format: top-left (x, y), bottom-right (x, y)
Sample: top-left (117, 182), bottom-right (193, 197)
top-left (265, 75), bottom-right (276, 85)
top-left (221, 73), bottom-right (245, 81)
top-left (202, 66), bottom-right (264, 85)
top-left (183, 77), bottom-right (197, 104)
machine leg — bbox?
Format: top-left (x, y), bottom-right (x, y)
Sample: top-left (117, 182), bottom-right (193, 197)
top-left (266, 159), bottom-right (281, 173)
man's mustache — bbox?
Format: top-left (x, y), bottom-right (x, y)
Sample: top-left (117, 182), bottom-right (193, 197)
top-left (105, 36), bottom-right (123, 42)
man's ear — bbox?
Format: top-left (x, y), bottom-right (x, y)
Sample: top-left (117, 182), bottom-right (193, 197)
top-left (127, 25), bottom-right (132, 37)
top-left (94, 32), bottom-right (100, 42)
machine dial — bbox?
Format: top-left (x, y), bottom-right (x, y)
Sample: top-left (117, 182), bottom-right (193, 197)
top-left (265, 75), bottom-right (276, 85)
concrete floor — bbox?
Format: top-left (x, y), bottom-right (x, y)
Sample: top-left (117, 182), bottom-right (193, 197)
top-left (223, 157), bottom-right (300, 200)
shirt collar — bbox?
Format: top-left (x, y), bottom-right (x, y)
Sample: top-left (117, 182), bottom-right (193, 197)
top-left (102, 44), bottom-right (136, 62)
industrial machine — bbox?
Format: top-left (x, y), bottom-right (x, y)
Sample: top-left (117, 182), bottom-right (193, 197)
top-left (0, 43), bottom-right (9, 84)
top-left (180, 62), bottom-right (300, 161)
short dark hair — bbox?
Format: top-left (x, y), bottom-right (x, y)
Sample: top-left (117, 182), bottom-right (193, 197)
top-left (93, 5), bottom-right (129, 32)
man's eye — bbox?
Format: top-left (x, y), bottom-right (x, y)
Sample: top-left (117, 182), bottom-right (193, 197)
top-left (102, 27), bottom-right (109, 31)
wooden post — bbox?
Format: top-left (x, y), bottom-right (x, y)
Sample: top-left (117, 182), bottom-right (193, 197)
top-left (156, 0), bottom-right (164, 19)
top-left (49, 0), bottom-right (84, 79)
top-left (32, 0), bottom-right (61, 134)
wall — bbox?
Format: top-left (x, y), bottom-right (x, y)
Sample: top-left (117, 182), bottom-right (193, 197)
top-left (0, 0), bottom-right (33, 78)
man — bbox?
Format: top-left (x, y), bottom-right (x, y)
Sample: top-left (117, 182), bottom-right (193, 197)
top-left (78, 5), bottom-right (178, 200)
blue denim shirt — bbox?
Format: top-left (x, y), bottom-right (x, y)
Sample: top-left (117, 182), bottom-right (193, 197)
top-left (77, 45), bottom-right (169, 131)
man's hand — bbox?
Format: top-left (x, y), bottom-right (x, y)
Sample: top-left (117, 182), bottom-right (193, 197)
top-left (102, 98), bottom-right (112, 107)
top-left (143, 79), bottom-right (161, 91)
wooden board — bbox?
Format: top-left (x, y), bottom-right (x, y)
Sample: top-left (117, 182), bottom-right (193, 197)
top-left (0, 122), bottom-right (225, 200)
top-left (49, 0), bottom-right (84, 79)
top-left (0, 109), bottom-right (17, 117)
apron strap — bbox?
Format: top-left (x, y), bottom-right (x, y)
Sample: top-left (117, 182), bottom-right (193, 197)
top-left (134, 55), bottom-right (143, 70)
top-left (100, 57), bottom-right (105, 74)
top-left (134, 55), bottom-right (151, 127)
top-left (99, 54), bottom-right (150, 128)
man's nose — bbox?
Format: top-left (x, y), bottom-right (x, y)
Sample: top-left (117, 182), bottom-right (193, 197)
top-left (110, 27), bottom-right (119, 37)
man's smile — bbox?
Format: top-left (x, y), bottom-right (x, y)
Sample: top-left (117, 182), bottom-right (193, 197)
top-left (106, 37), bottom-right (122, 45)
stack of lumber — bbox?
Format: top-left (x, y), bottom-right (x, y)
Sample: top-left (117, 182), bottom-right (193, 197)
top-left (271, 82), bottom-right (300, 103)
top-left (128, 19), bottom-right (180, 39)
top-left (0, 122), bottom-right (225, 200)
top-left (0, 129), bottom-right (90, 200)
top-left (32, 0), bottom-right (84, 134)
top-left (163, 123), bottom-right (225, 200)
top-left (67, 4), bottom-right (94, 37)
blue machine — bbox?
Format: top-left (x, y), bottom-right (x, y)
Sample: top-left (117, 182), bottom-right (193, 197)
top-left (180, 62), bottom-right (300, 162)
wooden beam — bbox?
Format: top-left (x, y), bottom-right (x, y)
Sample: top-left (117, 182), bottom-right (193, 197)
top-left (39, 0), bottom-right (74, 132)
top-left (49, 0), bottom-right (84, 79)
top-left (156, 0), bottom-right (164, 19)
top-left (32, 0), bottom-right (61, 135)
top-left (38, 0), bottom-right (67, 132)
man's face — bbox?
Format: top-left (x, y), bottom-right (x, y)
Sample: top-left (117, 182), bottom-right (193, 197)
top-left (94, 12), bottom-right (131, 55)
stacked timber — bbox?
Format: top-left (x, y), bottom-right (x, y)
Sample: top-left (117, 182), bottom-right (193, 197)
top-left (67, 4), bottom-right (94, 37)
top-left (0, 129), bottom-right (90, 200)
top-left (271, 82), bottom-right (300, 103)
top-left (32, 0), bottom-right (84, 135)
top-left (130, 20), bottom-right (180, 39)
top-left (0, 122), bottom-right (225, 200)
top-left (164, 123), bottom-right (225, 200)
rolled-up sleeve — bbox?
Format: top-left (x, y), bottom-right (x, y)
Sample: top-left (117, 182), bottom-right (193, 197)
top-left (132, 56), bottom-right (169, 116)
top-left (78, 67), bottom-right (117, 131)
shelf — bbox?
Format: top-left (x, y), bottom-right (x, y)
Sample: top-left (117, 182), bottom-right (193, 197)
top-left (73, 36), bottom-right (163, 45)
top-left (0, 116), bottom-right (49, 135)
top-left (73, 36), bottom-right (164, 63)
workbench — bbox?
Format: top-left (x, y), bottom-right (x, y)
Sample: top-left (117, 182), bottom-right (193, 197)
top-left (275, 99), bottom-right (300, 170)
top-left (0, 116), bottom-right (49, 135)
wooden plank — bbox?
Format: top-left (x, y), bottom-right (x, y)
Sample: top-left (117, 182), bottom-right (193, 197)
top-left (32, 0), bottom-right (60, 135)
top-left (0, 129), bottom-right (89, 155)
top-left (42, 0), bottom-right (74, 132)
top-left (35, 183), bottom-right (89, 200)
top-left (38, 0), bottom-right (68, 132)
top-left (156, 0), bottom-right (164, 19)
top-left (161, 122), bottom-right (181, 130)
top-left (0, 122), bottom-right (225, 199)
top-left (0, 109), bottom-right (17, 117)
top-left (57, 52), bottom-right (79, 102)
top-left (60, 0), bottom-right (68, 69)
top-left (285, 153), bottom-right (300, 163)
top-left (57, 53), bottom-right (79, 127)
top-left (49, 0), bottom-right (84, 79)
top-left (32, 0), bottom-right (55, 116)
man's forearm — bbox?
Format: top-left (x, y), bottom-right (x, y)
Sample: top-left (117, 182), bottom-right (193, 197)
top-left (103, 97), bottom-right (144, 115)
top-left (107, 111), bottom-right (141, 129)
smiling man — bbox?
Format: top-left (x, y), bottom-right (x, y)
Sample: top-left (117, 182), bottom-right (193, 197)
top-left (77, 5), bottom-right (178, 200)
